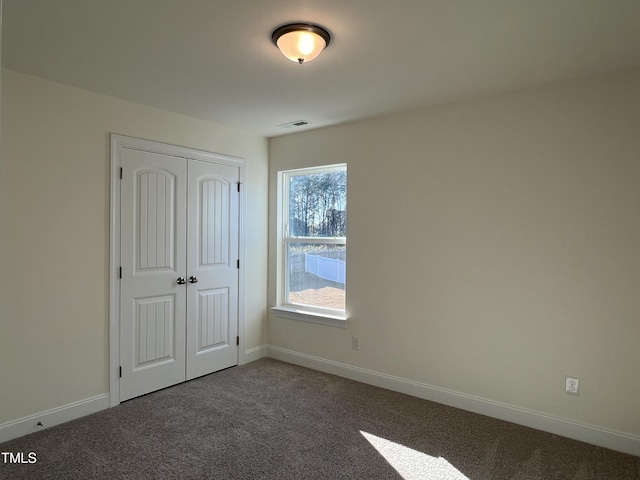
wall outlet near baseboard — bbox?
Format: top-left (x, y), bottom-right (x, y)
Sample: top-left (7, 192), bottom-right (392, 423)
top-left (351, 336), bottom-right (360, 350)
top-left (565, 376), bottom-right (580, 395)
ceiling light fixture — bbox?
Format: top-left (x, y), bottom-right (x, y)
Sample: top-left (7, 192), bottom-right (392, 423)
top-left (271, 23), bottom-right (331, 64)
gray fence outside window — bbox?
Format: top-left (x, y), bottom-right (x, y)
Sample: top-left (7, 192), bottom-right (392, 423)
top-left (289, 251), bottom-right (346, 285)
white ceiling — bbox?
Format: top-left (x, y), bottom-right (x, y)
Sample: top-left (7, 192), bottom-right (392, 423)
top-left (3, 0), bottom-right (640, 138)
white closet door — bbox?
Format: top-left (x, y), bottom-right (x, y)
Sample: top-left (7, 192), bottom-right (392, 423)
top-left (186, 159), bottom-right (239, 380)
top-left (120, 148), bottom-right (187, 401)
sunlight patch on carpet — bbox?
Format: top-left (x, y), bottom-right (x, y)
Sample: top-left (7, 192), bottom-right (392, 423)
top-left (361, 431), bottom-right (469, 480)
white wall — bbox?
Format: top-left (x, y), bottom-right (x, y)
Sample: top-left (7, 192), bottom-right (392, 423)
top-left (0, 69), bottom-right (269, 425)
top-left (268, 67), bottom-right (640, 453)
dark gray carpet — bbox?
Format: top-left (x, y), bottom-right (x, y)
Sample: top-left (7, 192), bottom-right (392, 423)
top-left (1, 358), bottom-right (638, 479)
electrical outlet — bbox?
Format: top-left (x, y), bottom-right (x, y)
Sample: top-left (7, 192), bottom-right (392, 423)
top-left (565, 376), bottom-right (580, 396)
top-left (351, 336), bottom-right (360, 350)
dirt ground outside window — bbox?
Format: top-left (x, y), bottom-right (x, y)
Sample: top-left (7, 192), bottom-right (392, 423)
top-left (288, 272), bottom-right (345, 310)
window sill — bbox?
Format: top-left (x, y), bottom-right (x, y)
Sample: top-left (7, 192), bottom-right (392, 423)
top-left (271, 306), bottom-right (347, 329)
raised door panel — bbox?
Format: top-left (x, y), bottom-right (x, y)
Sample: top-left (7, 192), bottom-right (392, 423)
top-left (136, 170), bottom-right (176, 272)
top-left (135, 295), bottom-right (175, 367)
top-left (200, 178), bottom-right (230, 267)
top-left (197, 288), bottom-right (229, 352)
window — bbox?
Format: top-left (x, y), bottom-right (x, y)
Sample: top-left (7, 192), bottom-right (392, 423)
top-left (274, 164), bottom-right (347, 326)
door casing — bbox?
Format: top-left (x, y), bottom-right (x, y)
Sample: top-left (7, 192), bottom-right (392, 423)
top-left (109, 134), bottom-right (246, 407)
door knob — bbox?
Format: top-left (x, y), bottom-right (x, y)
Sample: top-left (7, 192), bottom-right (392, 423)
top-left (176, 276), bottom-right (186, 285)
top-left (189, 276), bottom-right (198, 284)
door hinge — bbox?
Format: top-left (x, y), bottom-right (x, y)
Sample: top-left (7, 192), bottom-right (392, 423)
top-left (119, 267), bottom-right (122, 279)
top-left (237, 182), bottom-right (241, 192)
top-left (119, 366), bottom-right (122, 378)
top-left (237, 259), bottom-right (240, 269)
top-left (120, 167), bottom-right (123, 179)
top-left (236, 336), bottom-right (239, 346)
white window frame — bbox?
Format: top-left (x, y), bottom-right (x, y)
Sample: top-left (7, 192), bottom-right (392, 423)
top-left (272, 164), bottom-right (347, 328)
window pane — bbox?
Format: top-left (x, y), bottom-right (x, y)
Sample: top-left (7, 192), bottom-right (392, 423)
top-left (289, 171), bottom-right (346, 237)
top-left (287, 243), bottom-right (345, 310)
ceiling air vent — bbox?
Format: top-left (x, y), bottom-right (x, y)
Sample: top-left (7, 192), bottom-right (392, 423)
top-left (277, 120), bottom-right (310, 129)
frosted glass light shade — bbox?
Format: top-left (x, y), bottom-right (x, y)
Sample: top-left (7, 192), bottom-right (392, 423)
top-left (272, 23), bottom-right (331, 64)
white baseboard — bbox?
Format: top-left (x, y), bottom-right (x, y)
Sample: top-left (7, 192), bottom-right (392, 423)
top-left (267, 345), bottom-right (640, 458)
top-left (0, 394), bottom-right (110, 445)
top-left (1, 346), bottom-right (268, 444)
top-left (241, 345), bottom-right (268, 365)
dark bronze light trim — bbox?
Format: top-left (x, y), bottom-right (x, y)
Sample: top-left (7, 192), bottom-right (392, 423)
top-left (271, 23), bottom-right (332, 48)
